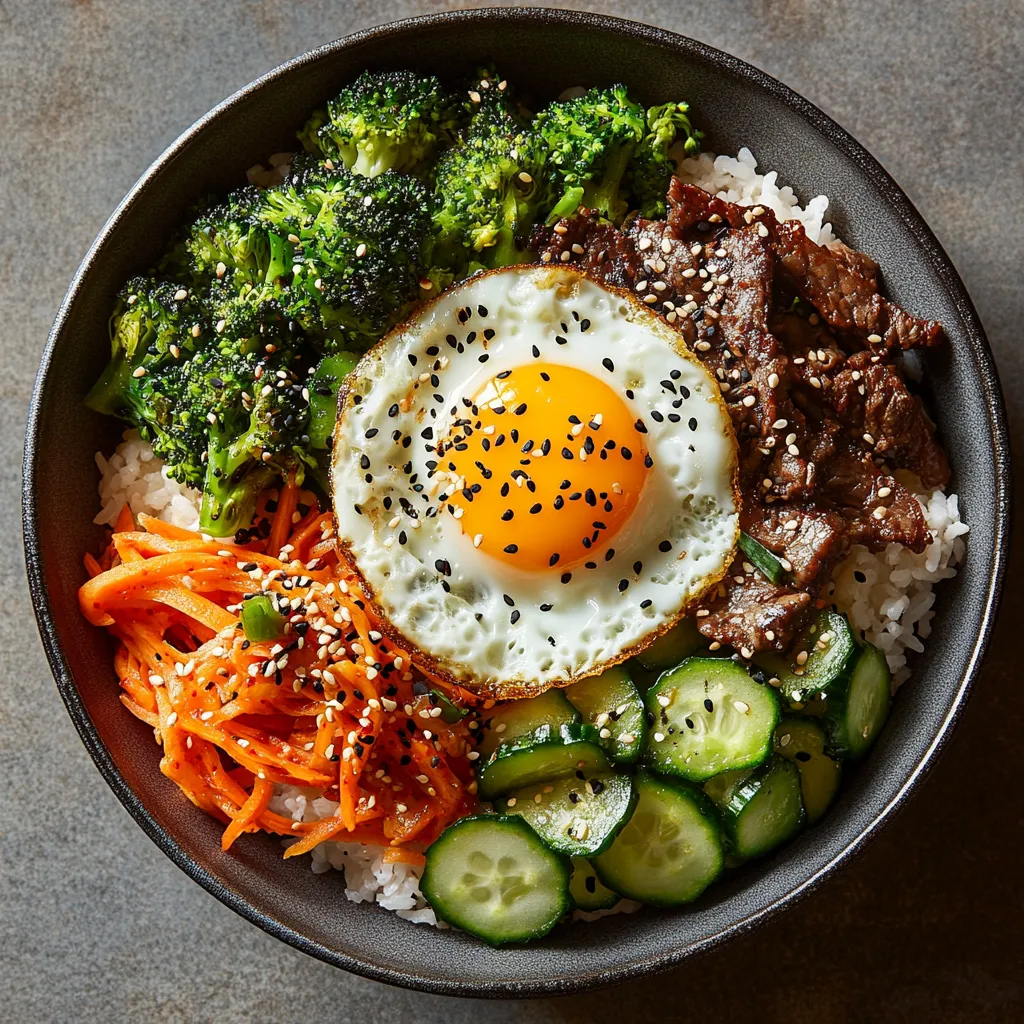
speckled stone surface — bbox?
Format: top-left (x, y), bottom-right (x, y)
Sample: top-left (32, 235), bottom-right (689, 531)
top-left (4, 1), bottom-right (1023, 1020)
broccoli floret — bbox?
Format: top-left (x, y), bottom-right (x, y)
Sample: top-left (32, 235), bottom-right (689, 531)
top-left (432, 75), bottom-right (549, 271)
top-left (186, 188), bottom-right (294, 296)
top-left (298, 70), bottom-right (466, 178)
top-left (198, 345), bottom-right (311, 536)
top-left (261, 159), bottom-right (442, 349)
top-left (534, 85), bottom-right (647, 224)
top-left (628, 100), bottom-right (703, 218)
top-left (84, 277), bottom-right (206, 417)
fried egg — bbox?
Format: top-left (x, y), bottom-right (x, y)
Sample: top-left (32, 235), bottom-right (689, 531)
top-left (332, 265), bottom-right (738, 697)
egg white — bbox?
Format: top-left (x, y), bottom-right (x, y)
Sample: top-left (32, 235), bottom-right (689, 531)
top-left (332, 266), bottom-right (738, 697)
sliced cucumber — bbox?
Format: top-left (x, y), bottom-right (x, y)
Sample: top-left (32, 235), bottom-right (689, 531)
top-left (476, 723), bottom-right (609, 801)
top-left (594, 772), bottom-right (723, 906)
top-left (635, 617), bottom-right (704, 671)
top-left (739, 532), bottom-right (785, 584)
top-left (568, 858), bottom-right (620, 911)
top-left (824, 643), bottom-right (891, 759)
top-left (709, 757), bottom-right (806, 861)
top-left (774, 718), bottom-right (841, 823)
top-left (420, 815), bottom-right (570, 945)
top-left (754, 609), bottom-right (856, 703)
top-left (565, 667), bottom-right (645, 764)
top-left (644, 657), bottom-right (779, 782)
top-left (498, 771), bottom-right (636, 857)
top-left (476, 689), bottom-right (581, 759)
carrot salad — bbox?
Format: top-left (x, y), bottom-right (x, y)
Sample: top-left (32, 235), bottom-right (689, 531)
top-left (79, 481), bottom-right (480, 862)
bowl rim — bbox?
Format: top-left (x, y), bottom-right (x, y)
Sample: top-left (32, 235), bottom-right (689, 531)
top-left (22, 6), bottom-right (1011, 998)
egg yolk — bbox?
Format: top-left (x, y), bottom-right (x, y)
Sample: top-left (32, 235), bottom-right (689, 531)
top-left (440, 363), bottom-right (651, 571)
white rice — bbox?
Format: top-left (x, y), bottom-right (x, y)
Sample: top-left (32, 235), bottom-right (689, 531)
top-left (94, 429), bottom-right (201, 531)
top-left (675, 145), bottom-right (836, 244)
top-left (92, 149), bottom-right (965, 925)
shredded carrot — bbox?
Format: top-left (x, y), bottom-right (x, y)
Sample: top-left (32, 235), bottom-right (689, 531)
top-left (80, 496), bottom-right (479, 861)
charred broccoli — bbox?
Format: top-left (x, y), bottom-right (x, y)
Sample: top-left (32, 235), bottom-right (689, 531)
top-left (432, 69), bottom-right (550, 271)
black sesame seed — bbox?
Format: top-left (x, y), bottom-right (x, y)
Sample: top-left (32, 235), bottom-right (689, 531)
top-left (504, 544), bottom-right (518, 554)
top-left (688, 417), bottom-right (698, 431)
top-left (510, 610), bottom-right (521, 624)
top-left (556, 336), bottom-right (567, 345)
top-left (553, 495), bottom-right (564, 510)
top-left (562, 447), bottom-right (574, 459)
top-left (605, 548), bottom-right (615, 562)
top-left (530, 503), bottom-right (542, 514)
top-left (644, 453), bottom-right (654, 468)
top-left (602, 357), bottom-right (614, 372)
top-left (621, 447), bottom-right (632, 460)
top-left (618, 579), bottom-right (629, 592)
top-left (540, 603), bottom-right (552, 612)
top-left (501, 509), bottom-right (514, 521)
top-left (659, 540), bottom-right (672, 552)
top-left (559, 479), bottom-right (571, 490)
top-left (549, 553), bottom-right (560, 567)
top-left (704, 698), bottom-right (714, 713)
top-left (580, 318), bottom-right (591, 331)
top-left (532, 345), bottom-right (541, 358)
top-left (503, 594), bottom-right (515, 607)
top-left (365, 428), bottom-right (379, 439)
top-left (434, 559), bottom-right (451, 576)
top-left (640, 599), bottom-right (653, 609)
top-left (651, 410), bottom-right (665, 423)
top-left (560, 573), bottom-right (572, 584)
top-left (633, 560), bottom-right (643, 573)
top-left (514, 403), bottom-right (527, 415)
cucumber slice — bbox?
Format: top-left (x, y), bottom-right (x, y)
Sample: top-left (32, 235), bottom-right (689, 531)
top-left (420, 815), bottom-right (570, 945)
top-left (709, 757), bottom-right (806, 861)
top-left (569, 857), bottom-right (619, 911)
top-left (477, 689), bottom-right (581, 759)
top-left (565, 667), bottom-right (646, 764)
top-left (635, 617), bottom-right (704, 670)
top-left (774, 718), bottom-right (841, 823)
top-left (644, 657), bottom-right (779, 782)
top-left (738, 532), bottom-right (785, 584)
top-left (594, 772), bottom-right (723, 906)
top-left (497, 771), bottom-right (636, 857)
top-left (477, 723), bottom-right (609, 801)
top-left (754, 609), bottom-right (856, 703)
top-left (824, 643), bottom-right (891, 759)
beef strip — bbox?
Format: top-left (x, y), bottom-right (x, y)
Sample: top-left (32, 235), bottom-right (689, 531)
top-left (829, 350), bottom-right (950, 489)
top-left (697, 570), bottom-right (812, 654)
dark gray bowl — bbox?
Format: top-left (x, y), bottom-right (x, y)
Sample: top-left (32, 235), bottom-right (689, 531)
top-left (22, 7), bottom-right (1009, 998)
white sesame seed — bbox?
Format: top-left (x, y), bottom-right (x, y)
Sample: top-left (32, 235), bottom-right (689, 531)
top-left (742, 394), bottom-right (756, 407)
top-left (877, 486), bottom-right (892, 498)
top-left (355, 243), bottom-right (367, 258)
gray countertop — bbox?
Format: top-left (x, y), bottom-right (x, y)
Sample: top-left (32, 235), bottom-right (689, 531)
top-left (3, 1), bottom-right (1022, 1020)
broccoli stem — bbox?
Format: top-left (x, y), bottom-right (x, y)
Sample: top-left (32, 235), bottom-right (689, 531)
top-left (199, 432), bottom-right (278, 537)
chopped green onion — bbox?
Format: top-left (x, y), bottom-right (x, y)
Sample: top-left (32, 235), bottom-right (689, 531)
top-left (430, 688), bottom-right (467, 724)
top-left (738, 532), bottom-right (785, 584)
top-left (240, 594), bottom-right (287, 641)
